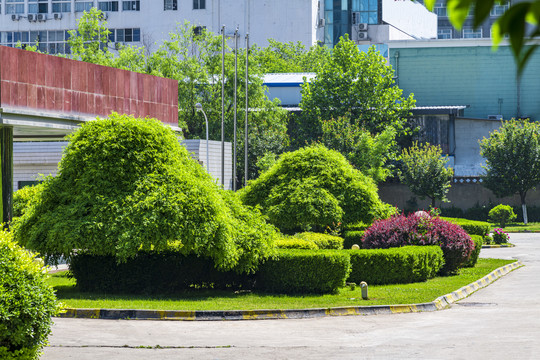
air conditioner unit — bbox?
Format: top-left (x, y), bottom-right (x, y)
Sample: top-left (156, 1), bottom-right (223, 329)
top-left (53, 13), bottom-right (62, 20)
top-left (101, 12), bottom-right (108, 20)
top-left (318, 18), bottom-right (325, 27)
top-left (37, 14), bottom-right (46, 22)
top-left (352, 12), bottom-right (361, 25)
top-left (357, 23), bottom-right (368, 31)
top-left (357, 31), bottom-right (368, 40)
top-left (11, 14), bottom-right (21, 21)
top-left (28, 14), bottom-right (36, 22)
top-left (487, 114), bottom-right (503, 120)
top-left (114, 42), bottom-right (123, 50)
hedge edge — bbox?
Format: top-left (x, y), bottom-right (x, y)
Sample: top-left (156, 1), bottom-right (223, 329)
top-left (57, 261), bottom-right (523, 321)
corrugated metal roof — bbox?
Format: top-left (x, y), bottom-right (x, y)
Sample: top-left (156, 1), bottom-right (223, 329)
top-left (263, 73), bottom-right (316, 86)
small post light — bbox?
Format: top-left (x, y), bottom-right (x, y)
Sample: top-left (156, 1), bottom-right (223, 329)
top-left (361, 281), bottom-right (368, 300)
top-left (195, 103), bottom-right (210, 173)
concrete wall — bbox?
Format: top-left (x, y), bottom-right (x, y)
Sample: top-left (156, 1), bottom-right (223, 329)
top-left (0, 46), bottom-right (178, 125)
top-left (13, 140), bottom-right (233, 191)
top-left (381, 0), bottom-right (436, 39)
top-left (379, 182), bottom-right (540, 211)
top-left (388, 40), bottom-right (540, 121)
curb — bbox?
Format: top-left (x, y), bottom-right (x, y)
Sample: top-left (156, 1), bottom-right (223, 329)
top-left (56, 261), bottom-right (523, 321)
top-left (482, 244), bottom-right (515, 248)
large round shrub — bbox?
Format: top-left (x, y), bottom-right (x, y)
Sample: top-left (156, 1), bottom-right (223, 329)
top-left (488, 204), bottom-right (516, 228)
top-left (363, 213), bottom-right (474, 274)
top-left (13, 113), bottom-right (278, 273)
top-left (0, 231), bottom-right (58, 359)
top-left (239, 145), bottom-right (395, 233)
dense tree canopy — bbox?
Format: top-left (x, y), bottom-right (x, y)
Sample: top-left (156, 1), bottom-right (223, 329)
top-left (13, 114), bottom-right (278, 272)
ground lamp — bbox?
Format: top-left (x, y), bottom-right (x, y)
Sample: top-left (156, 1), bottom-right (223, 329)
top-left (195, 103), bottom-right (210, 173)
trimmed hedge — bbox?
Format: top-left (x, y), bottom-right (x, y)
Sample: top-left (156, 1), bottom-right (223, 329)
top-left (295, 232), bottom-right (344, 250)
top-left (440, 217), bottom-right (491, 237)
top-left (344, 222), bottom-right (369, 231)
top-left (464, 235), bottom-right (483, 268)
top-left (0, 231), bottom-right (58, 360)
top-left (70, 253), bottom-right (253, 293)
top-left (275, 237), bottom-right (319, 250)
top-left (347, 246), bottom-right (444, 285)
top-left (343, 230), bottom-right (365, 249)
top-left (256, 249), bottom-right (351, 294)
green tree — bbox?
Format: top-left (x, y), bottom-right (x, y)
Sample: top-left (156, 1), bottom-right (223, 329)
top-left (67, 7), bottom-right (113, 65)
top-left (399, 142), bottom-right (454, 208)
top-left (298, 36), bottom-right (415, 142)
top-left (479, 119), bottom-right (540, 224)
top-left (423, 0), bottom-right (540, 74)
top-left (13, 114), bottom-right (278, 272)
top-left (321, 116), bottom-right (397, 183)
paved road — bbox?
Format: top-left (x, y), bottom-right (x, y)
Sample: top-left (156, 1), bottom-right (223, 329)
top-left (43, 233), bottom-right (540, 359)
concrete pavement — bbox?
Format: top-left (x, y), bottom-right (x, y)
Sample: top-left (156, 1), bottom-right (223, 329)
top-left (43, 233), bottom-right (540, 359)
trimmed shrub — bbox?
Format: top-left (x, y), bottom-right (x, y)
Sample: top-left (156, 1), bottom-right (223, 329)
top-left (12, 183), bottom-right (44, 218)
top-left (295, 232), bottom-right (344, 250)
top-left (256, 249), bottom-right (351, 294)
top-left (363, 214), bottom-right (474, 274)
top-left (464, 235), bottom-right (483, 268)
top-left (13, 114), bottom-right (278, 273)
top-left (239, 145), bottom-right (395, 233)
top-left (343, 230), bottom-right (365, 249)
top-left (0, 231), bottom-right (58, 359)
top-left (492, 228), bottom-right (510, 244)
top-left (347, 246), bottom-right (444, 285)
top-left (275, 237), bottom-right (319, 250)
top-left (344, 222), bottom-right (369, 231)
top-left (70, 253), bottom-right (254, 293)
top-left (489, 205), bottom-right (516, 228)
top-left (440, 217), bottom-right (491, 237)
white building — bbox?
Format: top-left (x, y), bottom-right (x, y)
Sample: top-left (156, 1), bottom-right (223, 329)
top-left (0, 0), bottom-right (435, 53)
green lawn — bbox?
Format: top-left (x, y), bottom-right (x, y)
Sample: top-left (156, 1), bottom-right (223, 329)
top-left (498, 222), bottom-right (540, 233)
top-left (48, 258), bottom-right (516, 311)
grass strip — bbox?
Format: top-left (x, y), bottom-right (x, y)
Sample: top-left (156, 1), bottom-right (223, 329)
top-left (47, 258), bottom-right (515, 311)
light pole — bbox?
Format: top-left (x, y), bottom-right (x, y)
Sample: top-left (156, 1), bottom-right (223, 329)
top-left (195, 103), bottom-right (209, 174)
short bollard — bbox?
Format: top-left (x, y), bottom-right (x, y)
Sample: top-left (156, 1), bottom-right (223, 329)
top-left (360, 281), bottom-right (368, 300)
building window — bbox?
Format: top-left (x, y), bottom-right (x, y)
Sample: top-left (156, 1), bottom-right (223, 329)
top-left (6, 0), bottom-right (24, 14)
top-left (164, 0), bottom-right (177, 10)
top-left (122, 1), bottom-right (140, 11)
top-left (113, 28), bottom-right (141, 42)
top-left (437, 28), bottom-right (452, 39)
top-left (351, 0), bottom-right (378, 25)
top-left (52, 0), bottom-right (71, 13)
top-left (491, 1), bottom-right (509, 16)
top-left (193, 26), bottom-right (206, 36)
top-left (75, 0), bottom-right (94, 12)
top-left (28, 0), bottom-right (48, 14)
top-left (463, 28), bottom-right (482, 38)
top-left (98, 1), bottom-right (119, 12)
top-left (434, 2), bottom-right (447, 17)
top-left (0, 30), bottom-right (71, 54)
top-left (193, 0), bottom-right (205, 10)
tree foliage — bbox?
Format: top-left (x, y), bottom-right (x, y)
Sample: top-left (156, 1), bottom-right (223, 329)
top-left (298, 37), bottom-right (415, 142)
top-left (239, 145), bottom-right (396, 233)
top-left (399, 142), bottom-right (454, 208)
top-left (423, 0), bottom-right (540, 74)
top-left (12, 114), bottom-right (278, 272)
top-left (479, 119), bottom-right (540, 223)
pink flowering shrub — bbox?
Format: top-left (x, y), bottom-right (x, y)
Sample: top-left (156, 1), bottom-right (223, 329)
top-left (363, 213), bottom-right (474, 274)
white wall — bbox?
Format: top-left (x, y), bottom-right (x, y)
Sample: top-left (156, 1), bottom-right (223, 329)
top-left (382, 0), bottom-right (437, 39)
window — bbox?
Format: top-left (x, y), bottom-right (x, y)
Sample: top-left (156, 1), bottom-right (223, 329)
top-left (434, 2), bottom-right (447, 17)
top-left (437, 28), bottom-right (452, 39)
top-left (52, 0), bottom-right (71, 13)
top-left (0, 30), bottom-right (71, 54)
top-left (193, 0), bottom-right (205, 10)
top-left (463, 28), bottom-right (482, 38)
top-left (351, 0), bottom-right (378, 25)
top-left (193, 26), bottom-right (206, 36)
top-left (29, 0), bottom-right (48, 14)
top-left (75, 0), bottom-right (94, 12)
top-left (114, 28), bottom-right (141, 43)
top-left (491, 1), bottom-right (509, 16)
top-left (122, 1), bottom-right (140, 11)
top-left (6, 0), bottom-right (24, 14)
top-left (99, 1), bottom-right (119, 12)
top-left (164, 0), bottom-right (177, 10)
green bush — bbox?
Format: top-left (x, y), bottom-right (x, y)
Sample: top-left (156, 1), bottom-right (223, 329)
top-left (12, 183), bottom-right (44, 218)
top-left (344, 222), bottom-right (369, 231)
top-left (343, 230), bottom-right (365, 249)
top-left (464, 235), bottom-right (484, 268)
top-left (489, 205), bottom-right (517, 228)
top-left (0, 231), bottom-right (58, 359)
top-left (256, 249), bottom-right (351, 294)
top-left (440, 217), bottom-right (491, 237)
top-left (13, 114), bottom-right (278, 273)
top-left (295, 232), bottom-right (344, 250)
top-left (274, 237), bottom-right (319, 250)
top-left (347, 246), bottom-right (444, 285)
top-left (70, 253), bottom-right (254, 293)
top-left (239, 145), bottom-right (395, 233)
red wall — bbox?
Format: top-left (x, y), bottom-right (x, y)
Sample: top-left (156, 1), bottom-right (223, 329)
top-left (0, 46), bottom-right (178, 126)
